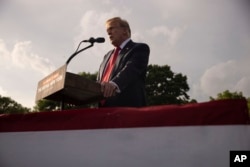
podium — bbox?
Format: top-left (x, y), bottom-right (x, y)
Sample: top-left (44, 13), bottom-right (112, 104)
top-left (35, 65), bottom-right (103, 106)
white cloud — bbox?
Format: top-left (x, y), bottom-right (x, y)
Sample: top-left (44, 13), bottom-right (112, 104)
top-left (0, 86), bottom-right (8, 97)
top-left (235, 77), bottom-right (250, 97)
top-left (77, 10), bottom-right (107, 41)
top-left (200, 60), bottom-right (250, 98)
top-left (75, 9), bottom-right (130, 44)
top-left (0, 39), bottom-right (56, 107)
top-left (148, 25), bottom-right (187, 47)
top-left (11, 41), bottom-right (55, 76)
top-left (0, 39), bottom-right (11, 66)
top-left (0, 40), bottom-right (55, 76)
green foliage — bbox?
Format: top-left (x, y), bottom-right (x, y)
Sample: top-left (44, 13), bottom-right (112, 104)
top-left (0, 95), bottom-right (30, 114)
top-left (33, 99), bottom-right (78, 112)
top-left (33, 99), bottom-right (61, 112)
top-left (146, 64), bottom-right (190, 105)
top-left (78, 71), bottom-right (97, 81)
top-left (210, 90), bottom-right (245, 100)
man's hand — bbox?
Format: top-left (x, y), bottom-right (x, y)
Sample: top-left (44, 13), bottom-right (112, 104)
top-left (101, 82), bottom-right (117, 97)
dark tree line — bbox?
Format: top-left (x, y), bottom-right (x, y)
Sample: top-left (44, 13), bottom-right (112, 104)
top-left (0, 95), bottom-right (30, 114)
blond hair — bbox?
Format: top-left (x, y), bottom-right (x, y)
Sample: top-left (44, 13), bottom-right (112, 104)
top-left (106, 17), bottom-right (131, 37)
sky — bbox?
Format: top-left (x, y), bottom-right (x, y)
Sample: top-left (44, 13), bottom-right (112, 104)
top-left (0, 0), bottom-right (249, 108)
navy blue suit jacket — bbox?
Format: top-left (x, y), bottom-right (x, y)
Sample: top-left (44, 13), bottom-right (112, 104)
top-left (97, 40), bottom-right (150, 107)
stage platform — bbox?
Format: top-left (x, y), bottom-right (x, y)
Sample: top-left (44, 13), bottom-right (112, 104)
top-left (0, 99), bottom-right (249, 167)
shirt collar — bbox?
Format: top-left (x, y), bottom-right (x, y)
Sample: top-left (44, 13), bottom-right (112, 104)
top-left (119, 38), bottom-right (131, 50)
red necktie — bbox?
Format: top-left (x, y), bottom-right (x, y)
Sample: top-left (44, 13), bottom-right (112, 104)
top-left (101, 47), bottom-right (121, 82)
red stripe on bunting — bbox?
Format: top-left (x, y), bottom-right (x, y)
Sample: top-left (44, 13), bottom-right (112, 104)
top-left (0, 99), bottom-right (249, 132)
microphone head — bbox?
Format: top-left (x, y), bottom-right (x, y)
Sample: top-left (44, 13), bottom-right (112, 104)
top-left (82, 37), bottom-right (105, 43)
top-left (96, 37), bottom-right (105, 43)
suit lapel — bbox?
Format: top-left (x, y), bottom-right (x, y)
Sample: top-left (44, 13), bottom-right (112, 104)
top-left (110, 40), bottom-right (135, 79)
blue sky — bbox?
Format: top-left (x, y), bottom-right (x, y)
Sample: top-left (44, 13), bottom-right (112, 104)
top-left (0, 0), bottom-right (249, 108)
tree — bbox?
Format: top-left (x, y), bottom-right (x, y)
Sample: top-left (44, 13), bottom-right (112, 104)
top-left (78, 71), bottom-right (98, 81)
top-left (210, 90), bottom-right (245, 100)
top-left (0, 95), bottom-right (30, 114)
top-left (145, 64), bottom-right (191, 105)
top-left (33, 99), bottom-right (61, 112)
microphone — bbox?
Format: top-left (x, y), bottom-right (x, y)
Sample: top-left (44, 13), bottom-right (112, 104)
top-left (66, 37), bottom-right (105, 65)
top-left (82, 37), bottom-right (105, 43)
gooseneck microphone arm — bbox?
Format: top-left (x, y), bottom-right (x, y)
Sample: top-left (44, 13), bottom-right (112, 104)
top-left (65, 37), bottom-right (105, 65)
top-left (66, 43), bottom-right (93, 65)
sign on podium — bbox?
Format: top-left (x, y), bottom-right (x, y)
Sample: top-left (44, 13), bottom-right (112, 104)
top-left (35, 65), bottom-right (103, 106)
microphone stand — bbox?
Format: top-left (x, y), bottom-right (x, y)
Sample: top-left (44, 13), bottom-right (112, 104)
top-left (66, 42), bottom-right (94, 65)
top-left (61, 42), bottom-right (94, 110)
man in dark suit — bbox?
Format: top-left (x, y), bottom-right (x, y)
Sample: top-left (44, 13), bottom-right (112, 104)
top-left (97, 17), bottom-right (150, 107)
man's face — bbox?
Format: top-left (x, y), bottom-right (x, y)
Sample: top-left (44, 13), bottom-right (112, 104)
top-left (106, 22), bottom-right (126, 47)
